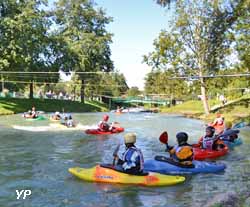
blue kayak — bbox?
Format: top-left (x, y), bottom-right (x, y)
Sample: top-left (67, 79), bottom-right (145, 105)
top-left (223, 138), bottom-right (243, 148)
top-left (144, 156), bottom-right (226, 175)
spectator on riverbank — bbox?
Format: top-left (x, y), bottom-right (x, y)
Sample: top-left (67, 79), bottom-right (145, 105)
top-left (219, 94), bottom-right (227, 106)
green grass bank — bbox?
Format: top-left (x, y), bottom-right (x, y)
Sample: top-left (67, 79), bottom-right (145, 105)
top-left (160, 97), bottom-right (250, 124)
top-left (0, 98), bottom-right (109, 115)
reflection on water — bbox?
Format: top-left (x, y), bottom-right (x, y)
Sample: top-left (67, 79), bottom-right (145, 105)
top-left (0, 113), bottom-right (249, 207)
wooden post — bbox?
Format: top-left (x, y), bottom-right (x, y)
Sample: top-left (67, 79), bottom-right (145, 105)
top-left (1, 75), bottom-right (4, 92)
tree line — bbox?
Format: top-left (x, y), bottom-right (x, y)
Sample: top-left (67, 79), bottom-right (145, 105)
top-left (145, 0), bottom-right (250, 114)
top-left (0, 0), bottom-right (128, 102)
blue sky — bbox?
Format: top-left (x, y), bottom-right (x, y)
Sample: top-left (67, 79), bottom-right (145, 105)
top-left (48, 0), bottom-right (172, 89)
top-left (94, 0), bottom-right (171, 89)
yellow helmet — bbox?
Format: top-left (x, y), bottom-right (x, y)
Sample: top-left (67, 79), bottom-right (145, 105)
top-left (124, 133), bottom-right (136, 144)
top-left (225, 121), bottom-right (232, 129)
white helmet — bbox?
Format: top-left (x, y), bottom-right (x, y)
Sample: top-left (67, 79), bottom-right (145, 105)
top-left (124, 133), bottom-right (136, 144)
top-left (55, 111), bottom-right (60, 115)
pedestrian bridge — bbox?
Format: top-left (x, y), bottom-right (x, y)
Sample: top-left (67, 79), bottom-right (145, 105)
top-left (112, 97), bottom-right (171, 106)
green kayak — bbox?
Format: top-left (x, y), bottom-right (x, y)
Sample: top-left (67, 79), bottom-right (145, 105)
top-left (25, 116), bottom-right (46, 121)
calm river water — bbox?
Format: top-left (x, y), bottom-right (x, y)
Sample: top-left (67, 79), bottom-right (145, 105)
top-left (0, 112), bottom-right (249, 207)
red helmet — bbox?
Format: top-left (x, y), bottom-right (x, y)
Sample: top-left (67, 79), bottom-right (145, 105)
top-left (103, 114), bottom-right (109, 121)
top-left (216, 113), bottom-right (222, 118)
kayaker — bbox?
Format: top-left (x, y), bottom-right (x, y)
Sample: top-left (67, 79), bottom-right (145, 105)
top-left (197, 126), bottom-right (224, 150)
top-left (62, 114), bottom-right (75, 127)
top-left (114, 133), bottom-right (144, 175)
top-left (23, 110), bottom-right (32, 118)
top-left (167, 132), bottom-right (193, 166)
top-left (31, 106), bottom-right (38, 118)
top-left (98, 114), bottom-right (114, 132)
top-left (220, 121), bottom-right (240, 142)
top-left (116, 106), bottom-right (122, 113)
top-left (67, 115), bottom-right (75, 127)
top-left (23, 106), bottom-right (38, 118)
top-left (210, 114), bottom-right (224, 127)
top-left (51, 111), bottom-right (61, 120)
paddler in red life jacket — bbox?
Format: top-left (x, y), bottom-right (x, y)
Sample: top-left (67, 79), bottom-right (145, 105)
top-left (211, 114), bottom-right (224, 126)
top-left (210, 113), bottom-right (225, 132)
top-left (115, 133), bottom-right (144, 175)
top-left (98, 114), bottom-right (114, 132)
top-left (167, 132), bottom-right (193, 166)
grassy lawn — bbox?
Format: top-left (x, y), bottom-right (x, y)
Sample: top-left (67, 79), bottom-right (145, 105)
top-left (0, 98), bottom-right (109, 115)
top-left (160, 99), bottom-right (220, 114)
top-left (160, 98), bottom-right (250, 124)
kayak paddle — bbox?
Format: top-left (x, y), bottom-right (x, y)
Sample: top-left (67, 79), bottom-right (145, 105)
top-left (159, 131), bottom-right (168, 144)
top-left (233, 121), bottom-right (247, 129)
top-left (217, 129), bottom-right (240, 138)
top-left (112, 144), bottom-right (120, 166)
top-left (159, 131), bottom-right (170, 151)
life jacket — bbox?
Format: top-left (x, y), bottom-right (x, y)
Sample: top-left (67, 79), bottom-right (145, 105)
top-left (202, 135), bottom-right (217, 150)
top-left (212, 117), bottom-right (224, 126)
top-left (217, 118), bottom-right (224, 125)
top-left (121, 146), bottom-right (144, 171)
top-left (215, 139), bottom-right (224, 145)
top-left (67, 119), bottom-right (74, 127)
top-left (98, 121), bottom-right (110, 131)
top-left (31, 110), bottom-right (37, 118)
top-left (170, 145), bottom-right (193, 165)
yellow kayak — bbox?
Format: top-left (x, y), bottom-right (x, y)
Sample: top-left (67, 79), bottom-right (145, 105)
top-left (49, 117), bottom-right (60, 122)
top-left (69, 165), bottom-right (185, 186)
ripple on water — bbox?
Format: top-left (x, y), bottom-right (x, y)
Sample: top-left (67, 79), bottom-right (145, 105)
top-left (0, 113), bottom-right (249, 207)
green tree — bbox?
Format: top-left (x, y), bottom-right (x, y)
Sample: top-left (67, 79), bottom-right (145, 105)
top-left (52, 0), bottom-right (113, 103)
top-left (146, 0), bottom-right (248, 114)
top-left (144, 70), bottom-right (188, 100)
top-left (0, 0), bottom-right (59, 98)
top-left (84, 72), bottom-right (128, 98)
top-left (127, 86), bottom-right (141, 97)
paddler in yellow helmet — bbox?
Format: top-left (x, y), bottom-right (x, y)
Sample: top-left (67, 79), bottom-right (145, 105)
top-left (114, 133), bottom-right (144, 175)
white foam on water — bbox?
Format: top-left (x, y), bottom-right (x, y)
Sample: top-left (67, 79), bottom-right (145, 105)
top-left (12, 124), bottom-right (99, 132)
top-left (12, 125), bottom-right (50, 132)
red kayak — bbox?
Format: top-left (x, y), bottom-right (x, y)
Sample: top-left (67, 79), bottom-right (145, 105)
top-left (85, 127), bottom-right (124, 135)
top-left (193, 144), bottom-right (228, 160)
top-left (193, 145), bottom-right (229, 160)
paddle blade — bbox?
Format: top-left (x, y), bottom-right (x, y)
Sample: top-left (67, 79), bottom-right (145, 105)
top-left (159, 131), bottom-right (168, 144)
